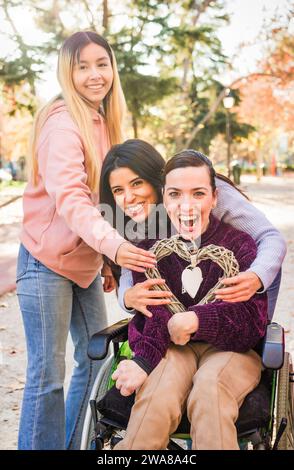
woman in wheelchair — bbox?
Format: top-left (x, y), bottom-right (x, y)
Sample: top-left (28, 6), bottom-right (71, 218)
top-left (98, 142), bottom-right (286, 449)
top-left (104, 150), bottom-right (269, 450)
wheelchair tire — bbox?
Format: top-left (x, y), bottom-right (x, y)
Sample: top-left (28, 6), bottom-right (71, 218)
top-left (80, 354), bottom-right (114, 450)
top-left (276, 352), bottom-right (294, 450)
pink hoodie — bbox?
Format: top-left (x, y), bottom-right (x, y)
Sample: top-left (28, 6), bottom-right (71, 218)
top-left (21, 100), bottom-right (124, 287)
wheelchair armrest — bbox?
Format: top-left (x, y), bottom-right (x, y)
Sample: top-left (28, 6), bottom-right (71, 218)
top-left (87, 318), bottom-right (130, 360)
top-left (261, 322), bottom-right (284, 370)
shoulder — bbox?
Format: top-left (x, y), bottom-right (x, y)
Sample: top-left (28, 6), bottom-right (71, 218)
top-left (38, 107), bottom-right (82, 149)
top-left (217, 219), bottom-right (257, 261)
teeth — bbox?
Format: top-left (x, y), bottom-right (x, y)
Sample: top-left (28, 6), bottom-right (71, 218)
top-left (180, 215), bottom-right (196, 221)
top-left (127, 203), bottom-right (144, 214)
top-left (87, 85), bottom-right (104, 89)
top-left (179, 215), bottom-right (199, 227)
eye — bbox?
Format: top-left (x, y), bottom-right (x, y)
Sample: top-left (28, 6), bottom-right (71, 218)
top-left (112, 188), bottom-right (123, 195)
top-left (98, 63), bottom-right (108, 67)
top-left (193, 191), bottom-right (205, 197)
top-left (168, 192), bottom-right (179, 198)
top-left (132, 180), bottom-right (143, 187)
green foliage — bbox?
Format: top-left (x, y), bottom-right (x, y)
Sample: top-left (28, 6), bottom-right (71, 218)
top-left (0, 0), bottom-right (253, 145)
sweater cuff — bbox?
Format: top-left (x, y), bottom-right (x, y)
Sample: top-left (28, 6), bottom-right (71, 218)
top-left (245, 266), bottom-right (266, 293)
top-left (188, 304), bottom-right (220, 343)
top-left (132, 341), bottom-right (165, 372)
top-left (132, 356), bottom-right (153, 375)
top-left (99, 234), bottom-right (125, 263)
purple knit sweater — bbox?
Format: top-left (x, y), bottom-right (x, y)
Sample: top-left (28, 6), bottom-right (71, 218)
top-left (129, 215), bottom-right (268, 373)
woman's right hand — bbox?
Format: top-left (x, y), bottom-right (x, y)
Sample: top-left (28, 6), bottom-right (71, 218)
top-left (124, 279), bottom-right (173, 318)
top-left (115, 242), bottom-right (157, 272)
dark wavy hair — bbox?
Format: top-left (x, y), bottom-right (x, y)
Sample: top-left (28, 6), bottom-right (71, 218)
top-left (99, 139), bottom-right (166, 281)
top-left (164, 149), bottom-right (248, 199)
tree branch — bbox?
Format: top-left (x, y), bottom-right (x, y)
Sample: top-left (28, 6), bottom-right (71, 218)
top-left (184, 72), bottom-right (281, 148)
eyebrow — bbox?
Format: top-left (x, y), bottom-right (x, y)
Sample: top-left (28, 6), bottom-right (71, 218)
top-left (166, 187), bottom-right (208, 191)
top-left (78, 56), bottom-right (110, 64)
top-left (111, 176), bottom-right (141, 190)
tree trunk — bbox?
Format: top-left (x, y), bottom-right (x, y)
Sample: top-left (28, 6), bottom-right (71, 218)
top-left (132, 113), bottom-right (138, 138)
top-left (103, 0), bottom-right (109, 32)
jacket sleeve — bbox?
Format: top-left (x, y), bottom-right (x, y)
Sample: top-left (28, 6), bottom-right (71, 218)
top-left (37, 127), bottom-right (124, 262)
top-left (118, 268), bottom-right (136, 314)
top-left (213, 177), bottom-right (286, 291)
top-left (189, 234), bottom-right (268, 352)
top-left (128, 266), bottom-right (172, 373)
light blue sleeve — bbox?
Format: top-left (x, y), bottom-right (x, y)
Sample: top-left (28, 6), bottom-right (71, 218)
top-left (117, 267), bottom-right (136, 314)
top-left (213, 177), bottom-right (287, 291)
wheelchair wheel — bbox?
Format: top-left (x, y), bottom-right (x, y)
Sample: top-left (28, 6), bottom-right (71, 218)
top-left (80, 354), bottom-right (114, 450)
top-left (276, 352), bottom-right (294, 450)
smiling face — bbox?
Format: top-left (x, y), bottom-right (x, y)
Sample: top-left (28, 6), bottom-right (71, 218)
top-left (109, 167), bottom-right (158, 223)
top-left (72, 42), bottom-right (113, 109)
top-left (163, 165), bottom-right (217, 240)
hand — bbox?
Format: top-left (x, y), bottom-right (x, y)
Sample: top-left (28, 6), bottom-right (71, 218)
top-left (167, 311), bottom-right (199, 346)
top-left (115, 242), bottom-right (157, 273)
top-left (101, 262), bottom-right (116, 293)
top-left (112, 360), bottom-right (148, 397)
top-left (124, 278), bottom-right (173, 318)
top-left (215, 271), bottom-right (263, 302)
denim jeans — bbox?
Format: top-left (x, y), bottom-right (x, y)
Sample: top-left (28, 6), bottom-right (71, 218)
top-left (16, 244), bottom-right (108, 450)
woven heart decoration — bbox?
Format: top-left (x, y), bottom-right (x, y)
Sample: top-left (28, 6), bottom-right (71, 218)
top-left (144, 235), bottom-right (239, 315)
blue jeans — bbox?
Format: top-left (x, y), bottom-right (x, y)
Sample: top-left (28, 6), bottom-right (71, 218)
top-left (16, 244), bottom-right (108, 450)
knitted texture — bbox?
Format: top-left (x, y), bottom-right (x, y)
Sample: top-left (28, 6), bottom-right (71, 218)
top-left (129, 216), bottom-right (268, 371)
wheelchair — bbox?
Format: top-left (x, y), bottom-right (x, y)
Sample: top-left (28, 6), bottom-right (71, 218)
top-left (81, 319), bottom-right (294, 451)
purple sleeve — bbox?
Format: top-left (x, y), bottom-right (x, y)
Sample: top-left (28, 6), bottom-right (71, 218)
top-left (128, 259), bottom-right (172, 372)
top-left (189, 234), bottom-right (268, 352)
top-left (128, 305), bottom-right (172, 371)
top-left (189, 296), bottom-right (267, 352)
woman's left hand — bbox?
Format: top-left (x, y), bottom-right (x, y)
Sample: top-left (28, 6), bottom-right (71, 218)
top-left (101, 263), bottom-right (116, 293)
top-left (112, 360), bottom-right (147, 397)
top-left (214, 271), bottom-right (263, 302)
top-left (168, 311), bottom-right (199, 346)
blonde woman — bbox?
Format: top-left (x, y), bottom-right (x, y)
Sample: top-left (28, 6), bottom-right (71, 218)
top-left (16, 31), bottom-right (156, 450)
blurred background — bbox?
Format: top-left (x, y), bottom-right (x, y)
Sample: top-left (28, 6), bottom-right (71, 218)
top-left (0, 0), bottom-right (293, 181)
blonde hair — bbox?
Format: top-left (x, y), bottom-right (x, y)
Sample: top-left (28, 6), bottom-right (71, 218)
top-left (29, 31), bottom-right (126, 192)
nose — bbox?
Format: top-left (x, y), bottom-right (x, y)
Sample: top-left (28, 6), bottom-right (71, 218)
top-left (179, 197), bottom-right (200, 215)
top-left (124, 187), bottom-right (136, 204)
top-left (89, 66), bottom-right (102, 80)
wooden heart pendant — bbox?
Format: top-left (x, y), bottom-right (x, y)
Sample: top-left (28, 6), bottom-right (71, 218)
top-left (181, 266), bottom-right (203, 298)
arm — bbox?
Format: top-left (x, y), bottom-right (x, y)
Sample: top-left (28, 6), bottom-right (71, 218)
top-left (188, 235), bottom-right (268, 352)
top-left (38, 127), bottom-right (156, 270)
top-left (118, 267), bottom-right (173, 317)
top-left (128, 264), bottom-right (173, 373)
top-left (38, 128), bottom-right (124, 262)
top-left (213, 177), bottom-right (286, 291)
top-left (113, 266), bottom-right (173, 396)
top-left (118, 268), bottom-right (136, 314)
